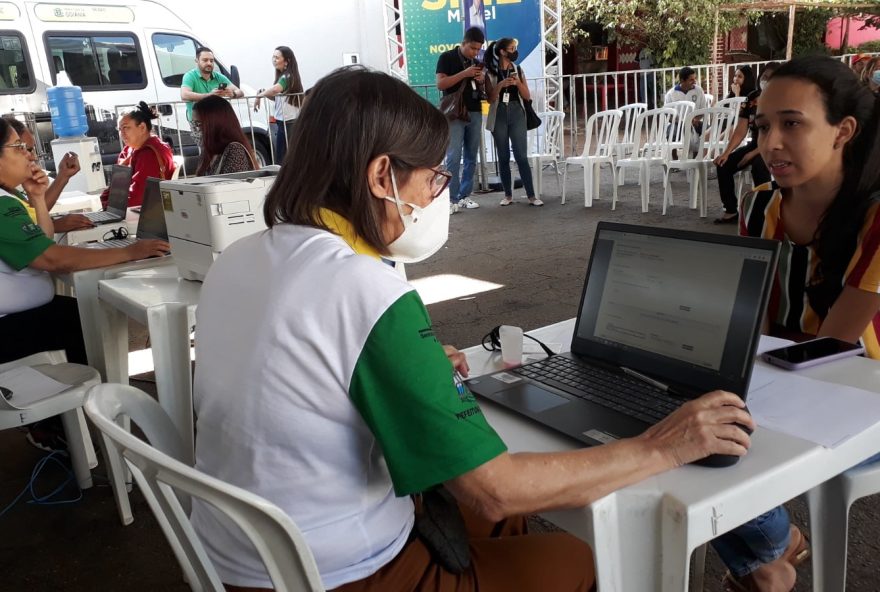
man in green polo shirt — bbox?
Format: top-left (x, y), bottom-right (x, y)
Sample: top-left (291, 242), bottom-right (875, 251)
top-left (180, 47), bottom-right (243, 120)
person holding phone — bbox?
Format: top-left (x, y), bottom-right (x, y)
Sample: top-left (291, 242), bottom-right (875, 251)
top-left (484, 37), bottom-right (540, 207)
top-left (180, 47), bottom-right (243, 121)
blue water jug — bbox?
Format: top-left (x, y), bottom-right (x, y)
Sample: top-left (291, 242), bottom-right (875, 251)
top-left (47, 85), bottom-right (88, 137)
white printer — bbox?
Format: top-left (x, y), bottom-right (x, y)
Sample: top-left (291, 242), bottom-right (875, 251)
top-left (161, 167), bottom-right (280, 281)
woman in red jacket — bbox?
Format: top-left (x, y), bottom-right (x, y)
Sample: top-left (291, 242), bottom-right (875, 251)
top-left (111, 101), bottom-right (175, 207)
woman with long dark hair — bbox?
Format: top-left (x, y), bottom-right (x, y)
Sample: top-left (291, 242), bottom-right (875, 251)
top-left (253, 46), bottom-right (304, 164)
top-left (111, 101), bottom-right (175, 206)
top-left (727, 64), bottom-right (757, 100)
top-left (192, 95), bottom-right (258, 176)
top-left (711, 55), bottom-right (880, 592)
top-left (484, 37), bottom-right (540, 206)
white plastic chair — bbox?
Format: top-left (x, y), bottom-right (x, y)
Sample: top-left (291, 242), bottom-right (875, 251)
top-left (806, 463), bottom-right (880, 592)
top-left (85, 383), bottom-right (325, 592)
top-left (529, 111), bottom-right (566, 198)
top-left (663, 107), bottom-right (732, 217)
top-left (0, 350), bottom-right (101, 489)
top-left (614, 103), bottom-right (647, 186)
top-left (561, 109), bottom-right (622, 207)
top-left (615, 107), bottom-right (676, 212)
top-left (664, 100), bottom-right (696, 158)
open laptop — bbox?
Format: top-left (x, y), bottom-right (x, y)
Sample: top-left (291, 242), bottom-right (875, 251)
top-left (83, 177), bottom-right (168, 249)
top-left (84, 165), bottom-right (133, 224)
top-left (467, 222), bottom-right (779, 460)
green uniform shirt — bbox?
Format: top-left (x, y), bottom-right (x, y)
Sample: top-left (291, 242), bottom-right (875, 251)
top-left (182, 68), bottom-right (232, 120)
top-left (0, 194), bottom-right (53, 270)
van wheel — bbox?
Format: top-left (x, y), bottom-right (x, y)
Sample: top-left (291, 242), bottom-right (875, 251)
top-left (254, 137), bottom-right (272, 168)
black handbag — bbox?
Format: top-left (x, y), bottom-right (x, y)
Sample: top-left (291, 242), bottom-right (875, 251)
top-left (439, 85), bottom-right (471, 123)
top-left (413, 488), bottom-right (471, 574)
top-left (524, 99), bottom-right (541, 130)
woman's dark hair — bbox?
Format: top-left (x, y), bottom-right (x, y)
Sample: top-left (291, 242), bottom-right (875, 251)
top-left (760, 61), bottom-right (782, 82)
top-left (192, 95), bottom-right (257, 176)
top-left (733, 65), bottom-right (757, 98)
top-left (119, 101), bottom-right (157, 132)
top-left (263, 66), bottom-right (448, 254)
top-left (2, 115), bottom-right (26, 137)
top-left (485, 37), bottom-right (515, 78)
top-left (0, 117), bottom-right (12, 149)
top-left (273, 45), bottom-right (304, 106)
top-left (771, 56), bottom-right (880, 316)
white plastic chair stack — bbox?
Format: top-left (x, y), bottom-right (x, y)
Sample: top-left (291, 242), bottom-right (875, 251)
top-left (85, 383), bottom-right (325, 592)
top-left (528, 111), bottom-right (565, 198)
top-left (615, 107), bottom-right (676, 213)
top-left (614, 103), bottom-right (647, 186)
top-left (561, 109), bottom-right (622, 207)
top-left (664, 100), bottom-right (696, 158)
top-left (663, 107), bottom-right (732, 217)
top-left (806, 464), bottom-right (880, 592)
top-left (715, 96), bottom-right (747, 151)
top-left (0, 350), bottom-right (101, 490)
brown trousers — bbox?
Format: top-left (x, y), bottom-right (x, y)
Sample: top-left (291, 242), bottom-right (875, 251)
top-left (226, 503), bottom-right (595, 592)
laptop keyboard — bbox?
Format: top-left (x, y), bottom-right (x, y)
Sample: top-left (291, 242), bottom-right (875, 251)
top-left (511, 356), bottom-right (685, 423)
top-left (85, 211), bottom-right (120, 222)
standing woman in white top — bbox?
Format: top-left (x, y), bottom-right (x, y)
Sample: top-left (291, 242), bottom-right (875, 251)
top-left (254, 46), bottom-right (304, 164)
top-left (484, 38), bottom-right (540, 206)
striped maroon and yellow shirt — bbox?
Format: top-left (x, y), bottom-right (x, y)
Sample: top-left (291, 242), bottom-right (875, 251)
top-left (740, 184), bottom-right (880, 359)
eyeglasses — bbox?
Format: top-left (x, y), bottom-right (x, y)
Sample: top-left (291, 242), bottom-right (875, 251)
top-left (3, 142), bottom-right (31, 154)
top-left (429, 167), bottom-right (452, 199)
top-left (191, 120), bottom-right (202, 131)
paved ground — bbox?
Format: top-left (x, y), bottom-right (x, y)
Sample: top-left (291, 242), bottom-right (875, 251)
top-left (1, 166), bottom-right (878, 590)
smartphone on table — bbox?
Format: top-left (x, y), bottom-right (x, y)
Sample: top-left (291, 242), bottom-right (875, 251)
top-left (761, 337), bottom-right (865, 370)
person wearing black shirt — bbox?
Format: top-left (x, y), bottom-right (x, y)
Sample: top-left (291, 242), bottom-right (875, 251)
top-left (436, 27), bottom-right (485, 213)
top-left (712, 62), bottom-right (781, 224)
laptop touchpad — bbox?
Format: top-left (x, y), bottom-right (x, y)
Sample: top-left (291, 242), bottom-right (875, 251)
top-left (497, 384), bottom-right (569, 414)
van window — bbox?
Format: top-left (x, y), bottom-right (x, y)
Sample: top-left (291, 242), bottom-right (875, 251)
top-left (152, 33), bottom-right (197, 87)
top-left (0, 32), bottom-right (35, 94)
top-left (152, 33), bottom-right (233, 87)
top-left (45, 32), bottom-right (146, 90)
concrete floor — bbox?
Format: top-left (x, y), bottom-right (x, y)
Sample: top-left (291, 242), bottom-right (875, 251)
top-left (2, 166), bottom-right (879, 590)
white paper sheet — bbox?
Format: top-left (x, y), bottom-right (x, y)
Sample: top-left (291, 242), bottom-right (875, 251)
top-left (747, 370), bottom-right (880, 448)
top-left (0, 367), bottom-right (72, 407)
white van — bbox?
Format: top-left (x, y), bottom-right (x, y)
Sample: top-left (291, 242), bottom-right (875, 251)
top-left (0, 0), bottom-right (272, 170)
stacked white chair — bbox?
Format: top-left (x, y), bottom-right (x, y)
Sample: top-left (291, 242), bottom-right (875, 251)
top-left (0, 350), bottom-right (101, 490)
top-left (615, 107), bottom-right (676, 212)
top-left (85, 383), bottom-right (325, 592)
top-left (561, 109), bottom-right (622, 207)
top-left (529, 111), bottom-right (566, 198)
top-left (664, 100), bottom-right (697, 158)
top-left (663, 107), bottom-right (733, 217)
top-left (614, 103), bottom-right (647, 186)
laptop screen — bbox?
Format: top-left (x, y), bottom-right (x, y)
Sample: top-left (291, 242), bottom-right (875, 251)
top-left (572, 223), bottom-right (779, 396)
top-left (136, 177), bottom-right (168, 241)
top-left (106, 165), bottom-right (133, 216)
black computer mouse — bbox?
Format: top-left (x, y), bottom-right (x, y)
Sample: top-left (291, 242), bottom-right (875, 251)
top-left (0, 386), bottom-right (12, 400)
top-left (694, 405), bottom-right (753, 468)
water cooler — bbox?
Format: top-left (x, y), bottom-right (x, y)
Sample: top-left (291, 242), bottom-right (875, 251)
top-left (47, 76), bottom-right (104, 193)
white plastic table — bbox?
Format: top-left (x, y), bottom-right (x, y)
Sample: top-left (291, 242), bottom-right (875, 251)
top-left (463, 319), bottom-right (880, 592)
top-left (53, 190), bottom-right (102, 215)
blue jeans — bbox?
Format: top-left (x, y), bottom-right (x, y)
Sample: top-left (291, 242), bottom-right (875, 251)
top-left (491, 102), bottom-right (535, 198)
top-left (271, 121), bottom-right (287, 165)
top-left (446, 111), bottom-right (482, 203)
top-left (713, 450), bottom-right (880, 577)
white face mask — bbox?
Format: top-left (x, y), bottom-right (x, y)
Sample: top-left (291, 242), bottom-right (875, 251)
top-left (760, 80), bottom-right (768, 91)
top-left (383, 168), bottom-right (450, 263)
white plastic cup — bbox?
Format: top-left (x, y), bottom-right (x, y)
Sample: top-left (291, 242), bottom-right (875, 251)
top-left (499, 325), bottom-right (524, 368)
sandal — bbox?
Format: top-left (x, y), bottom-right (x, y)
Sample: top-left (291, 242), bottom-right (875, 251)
top-left (721, 525), bottom-right (810, 592)
top-left (713, 214), bottom-right (739, 225)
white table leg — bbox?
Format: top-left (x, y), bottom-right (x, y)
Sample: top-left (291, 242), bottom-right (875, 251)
top-left (73, 269), bottom-right (109, 380)
top-left (146, 303), bottom-right (195, 465)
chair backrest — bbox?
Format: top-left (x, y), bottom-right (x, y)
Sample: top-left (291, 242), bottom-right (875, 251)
top-left (715, 96), bottom-right (746, 115)
top-left (632, 107), bottom-right (676, 160)
top-left (534, 111), bottom-right (565, 159)
top-left (617, 103), bottom-right (647, 148)
top-left (665, 100), bottom-right (696, 144)
top-left (580, 108), bottom-right (622, 159)
top-left (84, 384), bottom-right (325, 592)
top-left (683, 106), bottom-right (733, 161)
top-left (704, 94), bottom-right (715, 107)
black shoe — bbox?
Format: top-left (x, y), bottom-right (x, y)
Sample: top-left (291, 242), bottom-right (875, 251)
top-left (713, 214), bottom-right (738, 225)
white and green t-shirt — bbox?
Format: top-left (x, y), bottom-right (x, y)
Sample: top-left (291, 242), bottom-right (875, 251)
top-left (191, 220), bottom-right (505, 590)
